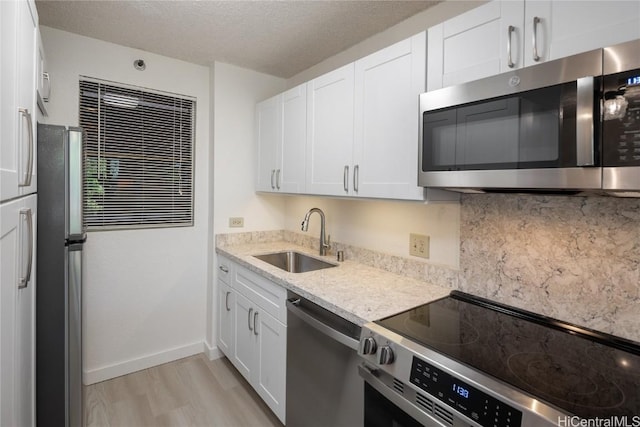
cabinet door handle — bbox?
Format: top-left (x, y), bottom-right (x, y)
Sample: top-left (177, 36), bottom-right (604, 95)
top-left (276, 169), bottom-right (281, 190)
top-left (343, 165), bottom-right (349, 192)
top-left (18, 108), bottom-right (34, 187)
top-left (19, 208), bottom-right (34, 289)
top-left (219, 265), bottom-right (229, 273)
top-left (225, 291), bottom-right (231, 311)
top-left (532, 16), bottom-right (541, 62)
top-left (248, 308), bottom-right (254, 331)
top-left (507, 25), bottom-right (515, 68)
top-left (253, 311), bottom-right (259, 336)
top-left (43, 72), bottom-right (51, 101)
top-left (270, 170), bottom-right (276, 189)
top-left (353, 164), bottom-right (359, 192)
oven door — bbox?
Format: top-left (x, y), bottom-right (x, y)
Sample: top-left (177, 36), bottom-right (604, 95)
top-left (359, 365), bottom-right (449, 427)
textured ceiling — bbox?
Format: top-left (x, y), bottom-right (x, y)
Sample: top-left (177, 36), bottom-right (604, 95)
top-left (35, 0), bottom-right (441, 78)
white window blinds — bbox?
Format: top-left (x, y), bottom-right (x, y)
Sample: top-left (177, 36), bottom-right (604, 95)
top-left (79, 79), bottom-right (195, 230)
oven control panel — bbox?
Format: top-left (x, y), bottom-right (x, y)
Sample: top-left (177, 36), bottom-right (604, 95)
top-left (410, 357), bottom-right (522, 427)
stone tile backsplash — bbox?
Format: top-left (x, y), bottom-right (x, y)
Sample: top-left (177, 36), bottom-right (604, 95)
top-left (459, 194), bottom-right (640, 343)
top-left (217, 193), bottom-right (640, 343)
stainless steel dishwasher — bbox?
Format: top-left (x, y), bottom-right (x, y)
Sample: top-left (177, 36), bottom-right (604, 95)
top-left (286, 292), bottom-right (363, 427)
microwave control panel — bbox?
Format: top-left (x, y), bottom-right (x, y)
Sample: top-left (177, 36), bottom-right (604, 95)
top-left (603, 70), bottom-right (640, 166)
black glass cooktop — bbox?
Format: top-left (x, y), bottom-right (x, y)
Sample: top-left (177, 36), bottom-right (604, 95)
top-left (376, 291), bottom-right (640, 418)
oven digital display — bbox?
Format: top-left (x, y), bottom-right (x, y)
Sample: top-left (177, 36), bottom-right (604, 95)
top-left (410, 357), bottom-right (523, 427)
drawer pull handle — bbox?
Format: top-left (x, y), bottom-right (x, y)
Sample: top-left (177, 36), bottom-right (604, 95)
top-left (253, 311), bottom-right (259, 336)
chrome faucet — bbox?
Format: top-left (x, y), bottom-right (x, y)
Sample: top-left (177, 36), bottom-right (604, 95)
top-left (301, 208), bottom-right (330, 256)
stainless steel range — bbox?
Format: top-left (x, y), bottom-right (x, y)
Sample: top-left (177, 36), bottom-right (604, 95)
top-left (358, 291), bottom-right (640, 427)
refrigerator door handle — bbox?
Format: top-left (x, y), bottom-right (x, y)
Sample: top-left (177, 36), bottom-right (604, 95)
top-left (67, 129), bottom-right (85, 240)
top-left (19, 208), bottom-right (34, 289)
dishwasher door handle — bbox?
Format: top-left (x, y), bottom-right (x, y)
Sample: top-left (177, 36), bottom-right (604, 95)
top-left (287, 298), bottom-right (360, 351)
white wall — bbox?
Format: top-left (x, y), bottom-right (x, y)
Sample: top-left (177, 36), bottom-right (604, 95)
top-left (209, 62), bottom-right (285, 349)
top-left (40, 26), bottom-right (211, 383)
top-left (212, 62), bottom-right (286, 235)
top-left (284, 196), bottom-right (460, 267)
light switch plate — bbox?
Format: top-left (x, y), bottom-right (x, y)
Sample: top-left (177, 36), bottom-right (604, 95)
top-left (409, 233), bottom-right (430, 259)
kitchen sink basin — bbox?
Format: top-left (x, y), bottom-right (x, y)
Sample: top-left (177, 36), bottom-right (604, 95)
top-left (253, 251), bottom-right (337, 273)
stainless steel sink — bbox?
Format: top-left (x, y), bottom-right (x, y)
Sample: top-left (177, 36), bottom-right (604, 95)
top-left (253, 251), bottom-right (337, 273)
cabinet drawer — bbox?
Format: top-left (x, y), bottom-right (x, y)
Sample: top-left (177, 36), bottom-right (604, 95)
top-left (217, 256), bottom-right (233, 285)
top-left (234, 265), bottom-right (287, 325)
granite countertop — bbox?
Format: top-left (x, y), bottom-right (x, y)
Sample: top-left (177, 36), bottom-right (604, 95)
top-left (216, 240), bottom-right (451, 326)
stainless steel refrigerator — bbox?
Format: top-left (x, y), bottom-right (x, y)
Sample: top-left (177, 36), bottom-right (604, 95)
top-left (36, 124), bottom-right (85, 427)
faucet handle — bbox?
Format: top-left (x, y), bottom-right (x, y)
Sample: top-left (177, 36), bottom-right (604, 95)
top-left (325, 234), bottom-right (331, 249)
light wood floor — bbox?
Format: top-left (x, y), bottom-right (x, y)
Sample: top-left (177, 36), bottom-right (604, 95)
top-left (84, 354), bottom-right (284, 427)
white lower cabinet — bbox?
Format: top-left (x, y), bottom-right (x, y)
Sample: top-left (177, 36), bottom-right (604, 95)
top-left (1, 195), bottom-right (36, 427)
top-left (216, 257), bottom-right (287, 424)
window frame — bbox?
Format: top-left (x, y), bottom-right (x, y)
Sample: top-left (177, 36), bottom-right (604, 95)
top-left (79, 76), bottom-right (196, 231)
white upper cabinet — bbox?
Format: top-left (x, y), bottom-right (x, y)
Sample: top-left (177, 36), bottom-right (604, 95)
top-left (523, 1), bottom-right (640, 67)
top-left (305, 64), bottom-right (355, 196)
top-left (36, 29), bottom-right (49, 117)
top-left (353, 32), bottom-right (426, 200)
top-left (255, 84), bottom-right (306, 193)
top-left (428, 0), bottom-right (640, 91)
top-left (255, 95), bottom-right (281, 192)
top-left (279, 85), bottom-right (306, 193)
top-left (1, 0), bottom-right (38, 202)
top-left (427, 1), bottom-right (523, 91)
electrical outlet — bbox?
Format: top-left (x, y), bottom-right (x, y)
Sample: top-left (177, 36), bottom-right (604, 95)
top-left (229, 217), bottom-right (244, 228)
top-left (409, 233), bottom-right (430, 259)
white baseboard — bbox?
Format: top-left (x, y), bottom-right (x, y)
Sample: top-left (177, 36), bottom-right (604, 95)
top-left (84, 341), bottom-right (205, 385)
top-left (204, 341), bottom-right (224, 360)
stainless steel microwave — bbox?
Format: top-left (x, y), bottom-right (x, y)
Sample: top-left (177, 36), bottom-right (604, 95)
top-left (418, 48), bottom-right (604, 193)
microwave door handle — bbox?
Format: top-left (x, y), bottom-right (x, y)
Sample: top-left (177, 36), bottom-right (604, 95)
top-left (575, 76), bottom-right (595, 166)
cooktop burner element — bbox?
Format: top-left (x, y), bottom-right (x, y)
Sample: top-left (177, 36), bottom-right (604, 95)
top-left (507, 352), bottom-right (626, 410)
top-left (360, 291), bottom-right (640, 426)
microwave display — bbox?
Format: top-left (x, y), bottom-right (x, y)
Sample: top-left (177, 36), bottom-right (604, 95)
top-left (603, 69), bottom-right (640, 167)
top-left (422, 82), bottom-right (583, 172)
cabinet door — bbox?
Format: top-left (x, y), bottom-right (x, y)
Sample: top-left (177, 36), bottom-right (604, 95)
top-left (1, 199), bottom-right (19, 426)
top-left (1, 0), bottom-right (19, 201)
top-left (254, 310), bottom-right (286, 424)
top-left (15, 195), bottom-right (36, 427)
top-left (427, 0), bottom-right (524, 91)
top-left (36, 29), bottom-right (48, 118)
top-left (255, 95), bottom-right (281, 192)
top-left (1, 195), bottom-right (36, 427)
top-left (306, 64), bottom-right (355, 196)
top-left (217, 280), bottom-right (234, 357)
top-left (524, 1), bottom-right (640, 67)
top-left (231, 291), bottom-right (256, 383)
top-left (279, 84), bottom-right (306, 193)
top-left (16, 0), bottom-right (38, 197)
top-left (353, 32), bottom-right (426, 200)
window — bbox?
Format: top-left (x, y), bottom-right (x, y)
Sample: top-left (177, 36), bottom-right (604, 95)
top-left (79, 78), bottom-right (195, 230)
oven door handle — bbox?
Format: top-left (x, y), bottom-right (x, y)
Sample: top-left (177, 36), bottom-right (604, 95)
top-left (287, 298), bottom-right (359, 351)
top-left (359, 364), bottom-right (448, 427)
